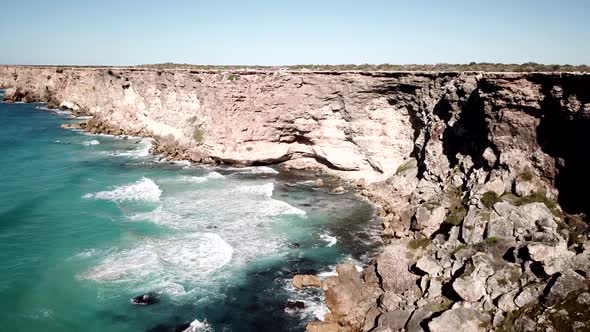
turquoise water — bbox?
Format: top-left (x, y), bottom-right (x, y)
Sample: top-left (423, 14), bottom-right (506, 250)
top-left (0, 96), bottom-right (380, 332)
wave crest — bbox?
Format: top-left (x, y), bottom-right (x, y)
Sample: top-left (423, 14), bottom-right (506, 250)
top-left (83, 177), bottom-right (162, 202)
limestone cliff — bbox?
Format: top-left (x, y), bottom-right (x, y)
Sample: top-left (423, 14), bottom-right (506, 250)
top-left (3, 66), bottom-right (590, 331)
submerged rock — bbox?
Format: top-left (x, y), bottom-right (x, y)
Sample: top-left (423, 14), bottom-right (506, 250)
top-left (131, 293), bottom-right (158, 305)
top-left (285, 300), bottom-right (305, 310)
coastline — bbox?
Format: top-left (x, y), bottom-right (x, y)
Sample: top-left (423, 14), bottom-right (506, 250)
top-left (53, 102), bottom-right (387, 331)
top-left (4, 68), bottom-right (590, 331)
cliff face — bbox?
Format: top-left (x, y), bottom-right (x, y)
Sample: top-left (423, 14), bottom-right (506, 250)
top-left (2, 67), bottom-right (589, 189)
top-left (3, 67), bottom-right (590, 331)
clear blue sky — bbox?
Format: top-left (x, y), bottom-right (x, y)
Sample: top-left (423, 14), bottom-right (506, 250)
top-left (1, 0), bottom-right (588, 65)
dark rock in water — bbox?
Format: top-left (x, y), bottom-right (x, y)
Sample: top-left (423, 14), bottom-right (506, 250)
top-left (288, 242), bottom-right (301, 249)
top-left (173, 322), bottom-right (191, 332)
top-left (131, 292), bottom-right (158, 305)
top-left (285, 300), bottom-right (305, 310)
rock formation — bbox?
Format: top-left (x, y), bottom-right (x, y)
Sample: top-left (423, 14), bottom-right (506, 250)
top-left (2, 66), bottom-right (590, 331)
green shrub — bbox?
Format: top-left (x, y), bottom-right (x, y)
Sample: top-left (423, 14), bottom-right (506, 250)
top-left (445, 187), bottom-right (468, 225)
top-left (514, 192), bottom-right (561, 216)
top-left (395, 159), bottom-right (417, 175)
top-left (481, 191), bottom-right (501, 209)
top-left (423, 201), bottom-right (441, 211)
top-left (227, 74), bottom-right (240, 81)
top-left (192, 125), bottom-right (205, 143)
top-left (520, 168), bottom-right (534, 181)
top-left (408, 237), bottom-right (431, 250)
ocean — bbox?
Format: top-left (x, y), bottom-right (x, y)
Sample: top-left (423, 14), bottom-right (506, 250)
top-left (0, 95), bottom-right (380, 332)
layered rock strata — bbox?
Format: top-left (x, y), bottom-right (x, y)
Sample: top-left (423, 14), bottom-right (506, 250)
top-left (2, 67), bottom-right (590, 331)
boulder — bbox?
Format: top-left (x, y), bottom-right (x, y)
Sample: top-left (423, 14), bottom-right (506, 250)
top-left (59, 100), bottom-right (81, 111)
top-left (485, 264), bottom-right (522, 299)
top-left (412, 205), bottom-right (446, 237)
top-left (315, 178), bottom-right (324, 187)
top-left (331, 186), bottom-right (345, 194)
top-left (527, 239), bottom-right (572, 264)
top-left (452, 253), bottom-right (495, 302)
top-left (514, 283), bottom-right (544, 308)
top-left (377, 309), bottom-right (412, 331)
top-left (379, 292), bottom-right (403, 312)
top-left (415, 255), bottom-right (442, 276)
top-left (376, 240), bottom-right (420, 294)
top-left (293, 274), bottom-right (321, 289)
top-left (306, 321), bottom-right (339, 332)
top-left (546, 270), bottom-right (588, 305)
top-left (405, 305), bottom-right (436, 332)
top-left (461, 206), bottom-right (487, 244)
top-left (497, 289), bottom-right (519, 312)
top-left (428, 308), bottom-right (489, 332)
top-left (323, 263), bottom-right (382, 331)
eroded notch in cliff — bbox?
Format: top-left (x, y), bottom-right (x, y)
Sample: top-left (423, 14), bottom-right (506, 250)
top-left (439, 88), bottom-right (490, 169)
top-left (536, 78), bottom-right (590, 216)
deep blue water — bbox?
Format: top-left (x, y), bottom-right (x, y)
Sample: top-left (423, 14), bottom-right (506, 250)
top-left (0, 97), bottom-right (380, 332)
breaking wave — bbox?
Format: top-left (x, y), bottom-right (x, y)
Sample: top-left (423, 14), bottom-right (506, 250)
top-left (223, 166), bottom-right (279, 175)
top-left (78, 233), bottom-right (233, 294)
top-left (115, 138), bottom-right (152, 157)
top-left (83, 177), bottom-right (162, 202)
top-left (83, 139), bottom-right (100, 146)
top-left (319, 233), bottom-right (337, 247)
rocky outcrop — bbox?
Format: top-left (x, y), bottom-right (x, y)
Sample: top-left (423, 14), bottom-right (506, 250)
top-left (3, 67), bottom-right (590, 331)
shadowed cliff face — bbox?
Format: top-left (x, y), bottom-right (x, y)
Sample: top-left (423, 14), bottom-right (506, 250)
top-left (535, 77), bottom-right (590, 216)
top-left (2, 67), bottom-right (590, 212)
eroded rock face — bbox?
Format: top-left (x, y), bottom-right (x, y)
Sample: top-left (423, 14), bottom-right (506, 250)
top-left (322, 263), bottom-right (383, 331)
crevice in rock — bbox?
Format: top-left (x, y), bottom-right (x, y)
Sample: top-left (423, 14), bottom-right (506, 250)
top-left (441, 88), bottom-right (490, 169)
top-left (536, 78), bottom-right (590, 217)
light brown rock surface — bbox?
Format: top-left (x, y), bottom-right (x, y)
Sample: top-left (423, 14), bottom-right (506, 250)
top-left (293, 274), bottom-right (322, 289)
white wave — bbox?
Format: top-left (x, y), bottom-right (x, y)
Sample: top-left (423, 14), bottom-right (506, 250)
top-left (127, 181), bottom-right (306, 269)
top-left (223, 166), bottom-right (279, 175)
top-left (183, 319), bottom-right (213, 332)
top-left (234, 182), bottom-right (275, 198)
top-left (83, 139), bottom-right (100, 146)
top-left (83, 178), bottom-right (162, 202)
top-left (116, 138), bottom-right (152, 157)
top-left (282, 279), bottom-right (331, 323)
top-left (73, 249), bottom-right (102, 259)
top-left (319, 233), bottom-right (337, 247)
top-left (35, 105), bottom-right (66, 113)
top-left (317, 268), bottom-right (338, 278)
top-left (79, 233), bottom-right (233, 294)
top-left (175, 172), bottom-right (226, 184)
top-left (296, 180), bottom-right (317, 186)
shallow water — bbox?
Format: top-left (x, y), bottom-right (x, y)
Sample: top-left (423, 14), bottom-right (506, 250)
top-left (0, 98), bottom-right (381, 332)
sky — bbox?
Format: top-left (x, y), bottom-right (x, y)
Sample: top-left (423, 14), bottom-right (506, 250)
top-left (0, 0), bottom-right (588, 66)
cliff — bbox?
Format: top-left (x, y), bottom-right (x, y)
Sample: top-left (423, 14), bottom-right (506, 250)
top-left (3, 66), bottom-right (590, 331)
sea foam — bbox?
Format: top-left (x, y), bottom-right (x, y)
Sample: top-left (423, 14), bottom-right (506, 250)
top-left (83, 139), bottom-right (100, 146)
top-left (79, 233), bottom-right (233, 294)
top-left (319, 233), bottom-right (338, 247)
top-left (83, 177), bottom-right (162, 202)
top-left (115, 138), bottom-right (152, 157)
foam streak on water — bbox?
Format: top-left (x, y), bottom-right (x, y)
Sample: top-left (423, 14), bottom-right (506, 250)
top-left (83, 177), bottom-right (162, 202)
